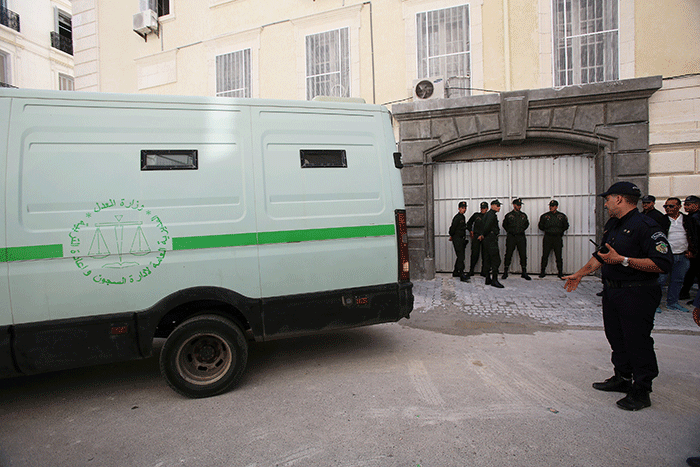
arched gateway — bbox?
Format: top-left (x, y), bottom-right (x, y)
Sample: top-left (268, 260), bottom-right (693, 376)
top-left (392, 76), bottom-right (662, 280)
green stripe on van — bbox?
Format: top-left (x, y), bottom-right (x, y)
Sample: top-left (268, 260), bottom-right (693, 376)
top-left (173, 224), bottom-right (396, 251)
top-left (2, 224), bottom-right (396, 260)
top-left (2, 244), bottom-right (64, 262)
top-left (257, 224), bottom-right (395, 245)
top-left (172, 232), bottom-right (258, 251)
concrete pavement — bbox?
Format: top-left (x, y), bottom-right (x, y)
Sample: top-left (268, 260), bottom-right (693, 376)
top-left (0, 275), bottom-right (698, 467)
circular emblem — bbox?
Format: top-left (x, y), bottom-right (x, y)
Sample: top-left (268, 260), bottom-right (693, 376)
top-left (68, 199), bottom-right (170, 285)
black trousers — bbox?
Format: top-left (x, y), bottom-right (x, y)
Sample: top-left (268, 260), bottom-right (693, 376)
top-left (602, 285), bottom-right (661, 391)
top-left (452, 237), bottom-right (467, 274)
top-left (469, 238), bottom-right (485, 273)
top-left (504, 233), bottom-right (527, 270)
top-left (482, 238), bottom-right (501, 274)
top-left (541, 234), bottom-right (563, 273)
top-left (680, 257), bottom-right (699, 297)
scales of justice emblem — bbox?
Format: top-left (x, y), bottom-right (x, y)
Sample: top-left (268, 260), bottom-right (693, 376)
top-left (89, 216), bottom-right (150, 268)
top-left (69, 199), bottom-right (169, 285)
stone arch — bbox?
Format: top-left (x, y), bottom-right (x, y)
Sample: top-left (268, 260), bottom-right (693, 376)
top-left (392, 76), bottom-right (662, 279)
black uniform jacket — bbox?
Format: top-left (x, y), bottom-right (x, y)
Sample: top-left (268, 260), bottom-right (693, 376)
top-left (481, 210), bottom-right (500, 241)
top-left (449, 212), bottom-right (467, 240)
top-left (642, 208), bottom-right (670, 235)
top-left (594, 209), bottom-right (672, 281)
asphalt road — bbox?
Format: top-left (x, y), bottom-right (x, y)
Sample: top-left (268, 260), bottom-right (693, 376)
top-left (1, 277), bottom-right (699, 467)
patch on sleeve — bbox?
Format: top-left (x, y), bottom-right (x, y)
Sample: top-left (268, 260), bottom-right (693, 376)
top-left (655, 242), bottom-right (669, 254)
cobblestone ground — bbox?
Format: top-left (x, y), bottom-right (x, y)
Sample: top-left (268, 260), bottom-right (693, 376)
top-left (410, 274), bottom-right (699, 333)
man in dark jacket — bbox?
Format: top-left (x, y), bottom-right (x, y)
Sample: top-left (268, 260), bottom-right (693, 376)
top-left (502, 198), bottom-right (531, 280)
top-left (538, 200), bottom-right (569, 278)
top-left (466, 202), bottom-right (488, 277)
top-left (448, 201), bottom-right (469, 281)
top-left (679, 195), bottom-right (700, 302)
top-left (641, 195), bottom-right (670, 235)
top-left (478, 200), bottom-right (504, 288)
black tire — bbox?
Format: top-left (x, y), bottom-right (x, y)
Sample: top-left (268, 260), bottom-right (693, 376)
top-left (159, 314), bottom-right (248, 398)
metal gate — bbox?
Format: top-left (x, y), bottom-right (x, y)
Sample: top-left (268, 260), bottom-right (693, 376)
top-left (434, 155), bottom-right (596, 275)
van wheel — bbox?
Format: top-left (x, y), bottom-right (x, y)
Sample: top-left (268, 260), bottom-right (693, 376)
top-left (159, 314), bottom-right (248, 398)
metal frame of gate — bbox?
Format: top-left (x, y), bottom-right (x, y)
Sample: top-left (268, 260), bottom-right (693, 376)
top-left (434, 155), bottom-right (596, 275)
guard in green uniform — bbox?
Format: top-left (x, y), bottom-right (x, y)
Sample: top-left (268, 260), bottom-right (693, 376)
top-left (502, 198), bottom-right (531, 280)
top-left (538, 200), bottom-right (570, 278)
top-left (467, 202), bottom-right (488, 277)
top-left (479, 199), bottom-right (504, 288)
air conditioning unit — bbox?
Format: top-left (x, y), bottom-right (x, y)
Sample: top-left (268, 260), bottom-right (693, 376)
top-left (412, 77), bottom-right (445, 100)
top-left (133, 9), bottom-right (158, 37)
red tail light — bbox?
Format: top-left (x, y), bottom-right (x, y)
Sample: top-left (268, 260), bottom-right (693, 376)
top-left (395, 210), bottom-right (410, 282)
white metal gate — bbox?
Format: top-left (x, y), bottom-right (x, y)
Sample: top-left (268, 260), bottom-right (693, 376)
top-left (434, 155), bottom-right (596, 275)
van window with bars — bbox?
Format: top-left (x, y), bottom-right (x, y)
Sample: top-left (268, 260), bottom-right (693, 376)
top-left (216, 49), bottom-right (251, 98)
top-left (553, 0), bottom-right (619, 86)
top-left (416, 5), bottom-right (471, 98)
top-left (305, 28), bottom-right (350, 100)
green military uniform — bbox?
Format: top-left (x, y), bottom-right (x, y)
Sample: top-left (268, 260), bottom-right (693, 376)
top-left (466, 202), bottom-right (488, 276)
top-left (538, 200), bottom-right (569, 277)
top-left (502, 198), bottom-right (530, 279)
top-left (481, 200), bottom-right (503, 287)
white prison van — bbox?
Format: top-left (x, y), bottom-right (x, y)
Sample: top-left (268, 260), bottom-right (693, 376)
top-left (0, 89), bottom-right (413, 398)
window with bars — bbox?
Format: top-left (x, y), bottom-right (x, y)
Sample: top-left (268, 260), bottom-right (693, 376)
top-left (305, 27), bottom-right (350, 100)
top-left (216, 49), bottom-right (251, 98)
top-left (59, 73), bottom-right (74, 91)
top-left (416, 5), bottom-right (471, 98)
top-left (0, 52), bottom-right (8, 86)
top-left (552, 0), bottom-right (619, 86)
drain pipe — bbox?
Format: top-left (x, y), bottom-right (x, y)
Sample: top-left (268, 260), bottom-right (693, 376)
top-left (363, 1), bottom-right (376, 104)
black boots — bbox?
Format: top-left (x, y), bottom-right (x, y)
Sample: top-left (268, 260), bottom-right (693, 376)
top-left (521, 272), bottom-right (532, 280)
top-left (490, 272), bottom-right (504, 288)
top-left (593, 374), bottom-right (651, 411)
top-left (538, 270), bottom-right (546, 278)
top-left (616, 385), bottom-right (651, 411)
top-left (501, 268), bottom-right (509, 279)
top-left (593, 374), bottom-right (633, 393)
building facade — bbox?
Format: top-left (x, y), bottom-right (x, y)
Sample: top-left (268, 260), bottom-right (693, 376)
top-left (72, 0), bottom-right (700, 279)
top-left (0, 0), bottom-right (74, 90)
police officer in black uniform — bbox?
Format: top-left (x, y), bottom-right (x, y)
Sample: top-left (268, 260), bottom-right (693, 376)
top-left (502, 198), bottom-right (531, 280)
top-left (466, 202), bottom-right (488, 277)
top-left (479, 200), bottom-right (504, 288)
top-left (564, 182), bottom-right (672, 411)
top-left (539, 200), bottom-right (570, 278)
top-left (448, 201), bottom-right (469, 281)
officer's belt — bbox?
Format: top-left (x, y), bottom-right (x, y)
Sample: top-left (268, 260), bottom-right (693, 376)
top-left (602, 279), bottom-right (659, 289)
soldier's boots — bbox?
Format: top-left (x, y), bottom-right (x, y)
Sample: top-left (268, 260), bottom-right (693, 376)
top-left (538, 269), bottom-right (546, 278)
top-left (485, 274), bottom-right (492, 285)
top-left (521, 272), bottom-right (532, 280)
top-left (490, 272), bottom-right (504, 288)
top-left (501, 268), bottom-right (509, 279)
top-left (592, 374), bottom-right (633, 393)
top-left (460, 273), bottom-right (470, 282)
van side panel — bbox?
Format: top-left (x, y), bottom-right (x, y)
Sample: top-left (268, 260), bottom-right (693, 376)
top-left (251, 104), bottom-right (401, 336)
top-left (0, 96), bottom-right (17, 377)
top-left (4, 94), bottom-right (261, 368)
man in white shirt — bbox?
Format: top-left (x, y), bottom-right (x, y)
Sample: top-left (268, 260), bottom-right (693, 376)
top-left (659, 198), bottom-right (691, 312)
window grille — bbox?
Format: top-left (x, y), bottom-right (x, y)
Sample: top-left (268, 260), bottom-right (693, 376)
top-left (305, 28), bottom-right (350, 100)
top-left (552, 0), bottom-right (619, 86)
top-left (416, 5), bottom-right (471, 97)
top-left (216, 49), bottom-right (251, 98)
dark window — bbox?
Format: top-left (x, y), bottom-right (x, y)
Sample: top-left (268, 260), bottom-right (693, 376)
top-left (141, 150), bottom-right (198, 171)
top-left (300, 149), bottom-right (347, 168)
top-left (158, 0), bottom-right (169, 17)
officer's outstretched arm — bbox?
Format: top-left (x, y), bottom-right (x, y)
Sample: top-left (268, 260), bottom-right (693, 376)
top-left (564, 256), bottom-right (602, 292)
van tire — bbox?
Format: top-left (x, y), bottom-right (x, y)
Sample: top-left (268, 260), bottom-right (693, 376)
top-left (159, 314), bottom-right (248, 398)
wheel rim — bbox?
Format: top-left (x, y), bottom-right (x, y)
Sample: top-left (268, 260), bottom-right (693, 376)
top-left (175, 332), bottom-right (233, 386)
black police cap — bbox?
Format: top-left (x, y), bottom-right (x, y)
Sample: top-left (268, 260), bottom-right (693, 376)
top-left (598, 181), bottom-right (642, 198)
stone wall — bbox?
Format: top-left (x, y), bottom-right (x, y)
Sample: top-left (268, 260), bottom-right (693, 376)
top-left (393, 76), bottom-right (662, 280)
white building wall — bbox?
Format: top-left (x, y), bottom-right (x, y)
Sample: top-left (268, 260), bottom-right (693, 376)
top-left (649, 75), bottom-right (700, 199)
